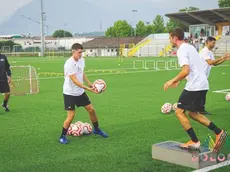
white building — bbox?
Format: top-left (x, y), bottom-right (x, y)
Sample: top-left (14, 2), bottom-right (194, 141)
top-left (12, 36), bottom-right (95, 50)
top-left (82, 37), bottom-right (144, 57)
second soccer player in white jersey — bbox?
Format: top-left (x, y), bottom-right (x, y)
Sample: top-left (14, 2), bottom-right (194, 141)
top-left (164, 28), bottom-right (226, 149)
top-left (199, 36), bottom-right (230, 115)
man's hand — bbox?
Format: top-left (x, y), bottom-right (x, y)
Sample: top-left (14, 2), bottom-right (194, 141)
top-left (7, 76), bottom-right (11, 83)
top-left (225, 54), bottom-right (230, 60)
top-left (164, 80), bottom-right (180, 91)
top-left (88, 82), bottom-right (93, 88)
top-left (86, 87), bottom-right (100, 94)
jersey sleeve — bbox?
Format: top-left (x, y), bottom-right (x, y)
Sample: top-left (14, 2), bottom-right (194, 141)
top-left (202, 49), bottom-right (212, 60)
top-left (65, 62), bottom-right (75, 76)
top-left (177, 48), bottom-right (189, 67)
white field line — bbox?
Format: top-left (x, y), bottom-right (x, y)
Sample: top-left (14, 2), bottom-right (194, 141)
top-left (191, 160), bottom-right (230, 172)
top-left (38, 68), bottom-right (180, 80)
top-left (38, 64), bottom-right (230, 80)
top-left (213, 89), bottom-right (230, 94)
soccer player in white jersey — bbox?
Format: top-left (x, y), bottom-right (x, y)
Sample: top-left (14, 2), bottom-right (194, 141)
top-left (199, 37), bottom-right (230, 115)
top-left (164, 28), bottom-right (226, 149)
top-left (59, 43), bottom-right (108, 144)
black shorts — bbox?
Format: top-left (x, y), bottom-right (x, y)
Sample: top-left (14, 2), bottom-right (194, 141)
top-left (177, 89), bottom-right (208, 112)
top-left (63, 92), bottom-right (91, 110)
top-left (0, 81), bottom-right (10, 93)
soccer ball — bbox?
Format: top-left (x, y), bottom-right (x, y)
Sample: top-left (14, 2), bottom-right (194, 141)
top-left (161, 103), bottom-right (172, 114)
top-left (67, 124), bottom-right (75, 135)
top-left (226, 93), bottom-right (230, 101)
top-left (172, 103), bottom-right (178, 111)
top-left (75, 121), bottom-right (84, 128)
top-left (93, 79), bottom-right (106, 93)
top-left (82, 123), bottom-right (93, 135)
top-left (72, 125), bottom-right (83, 137)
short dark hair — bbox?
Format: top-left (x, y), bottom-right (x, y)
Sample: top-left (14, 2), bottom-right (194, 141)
top-left (170, 28), bottom-right (184, 40)
top-left (206, 36), bottom-right (216, 43)
top-left (72, 43), bottom-right (83, 50)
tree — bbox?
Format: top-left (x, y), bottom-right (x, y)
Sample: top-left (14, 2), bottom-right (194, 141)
top-left (0, 40), bottom-right (21, 51)
top-left (135, 21), bottom-right (147, 36)
top-left (218, 0), bottom-right (230, 7)
top-left (179, 6), bottom-right (199, 12)
top-left (145, 24), bottom-right (154, 35)
top-left (105, 27), bottom-right (115, 37)
top-left (105, 20), bottom-right (132, 37)
top-left (152, 15), bottom-right (166, 33)
top-left (53, 30), bottom-right (73, 37)
top-left (166, 19), bottom-right (180, 33)
top-left (166, 7), bottom-right (199, 32)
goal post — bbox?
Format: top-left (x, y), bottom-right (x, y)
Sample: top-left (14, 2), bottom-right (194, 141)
top-left (10, 66), bottom-right (39, 96)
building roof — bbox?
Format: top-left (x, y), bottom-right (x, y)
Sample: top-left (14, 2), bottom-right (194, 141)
top-left (0, 34), bottom-right (23, 38)
top-left (82, 37), bottom-right (144, 49)
top-left (165, 7), bottom-right (230, 26)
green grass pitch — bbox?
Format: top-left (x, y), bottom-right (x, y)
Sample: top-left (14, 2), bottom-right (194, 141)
top-left (0, 56), bottom-right (230, 172)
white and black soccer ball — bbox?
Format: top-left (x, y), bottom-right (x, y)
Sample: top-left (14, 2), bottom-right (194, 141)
top-left (161, 103), bottom-right (172, 114)
top-left (93, 79), bottom-right (106, 93)
top-left (226, 93), bottom-right (230, 101)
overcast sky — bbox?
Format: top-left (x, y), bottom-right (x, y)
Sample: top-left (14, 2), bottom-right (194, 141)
top-left (0, 0), bottom-right (32, 24)
top-left (0, 0), bottom-right (219, 25)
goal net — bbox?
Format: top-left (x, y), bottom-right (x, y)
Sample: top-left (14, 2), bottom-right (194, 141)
top-left (10, 66), bottom-right (39, 96)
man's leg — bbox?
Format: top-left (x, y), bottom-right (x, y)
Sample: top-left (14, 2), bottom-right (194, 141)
top-left (200, 91), bottom-right (211, 115)
top-left (188, 112), bottom-right (224, 146)
top-left (2, 92), bottom-right (10, 112)
top-left (59, 110), bottom-right (75, 144)
top-left (84, 104), bottom-right (108, 138)
top-left (175, 108), bottom-right (200, 148)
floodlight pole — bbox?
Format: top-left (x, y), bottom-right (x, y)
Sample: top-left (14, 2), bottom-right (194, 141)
top-left (40, 0), bottom-right (45, 56)
top-left (132, 10), bottom-right (138, 36)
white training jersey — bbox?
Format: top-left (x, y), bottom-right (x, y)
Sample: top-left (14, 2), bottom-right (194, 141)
top-left (199, 46), bottom-right (215, 78)
top-left (63, 56), bottom-right (85, 96)
top-left (177, 43), bottom-right (209, 91)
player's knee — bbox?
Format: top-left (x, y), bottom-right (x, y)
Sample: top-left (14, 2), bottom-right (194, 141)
top-left (67, 111), bottom-right (75, 120)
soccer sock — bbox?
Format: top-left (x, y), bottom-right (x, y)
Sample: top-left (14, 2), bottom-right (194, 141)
top-left (61, 127), bottom-right (68, 137)
top-left (3, 100), bottom-right (8, 107)
top-left (92, 121), bottom-right (100, 131)
top-left (208, 122), bottom-right (222, 135)
top-left (186, 128), bottom-right (199, 142)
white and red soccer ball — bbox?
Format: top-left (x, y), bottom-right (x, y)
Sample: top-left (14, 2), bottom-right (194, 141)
top-left (67, 121), bottom-right (93, 136)
top-left (93, 79), bottom-right (106, 93)
top-left (82, 123), bottom-right (93, 135)
top-left (72, 125), bottom-right (83, 136)
top-left (226, 93), bottom-right (230, 101)
top-left (161, 103), bottom-right (172, 114)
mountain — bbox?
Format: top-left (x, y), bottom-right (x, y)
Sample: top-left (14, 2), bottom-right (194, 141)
top-left (0, 0), bottom-right (218, 35)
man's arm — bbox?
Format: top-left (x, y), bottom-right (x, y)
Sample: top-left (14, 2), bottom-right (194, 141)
top-left (4, 56), bottom-right (11, 76)
top-left (4, 55), bottom-right (11, 83)
top-left (205, 54), bottom-right (229, 66)
top-left (69, 74), bottom-right (98, 93)
top-left (69, 74), bottom-right (89, 90)
top-left (171, 65), bottom-right (190, 83)
top-left (83, 73), bottom-right (93, 87)
top-left (164, 65), bottom-right (190, 91)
